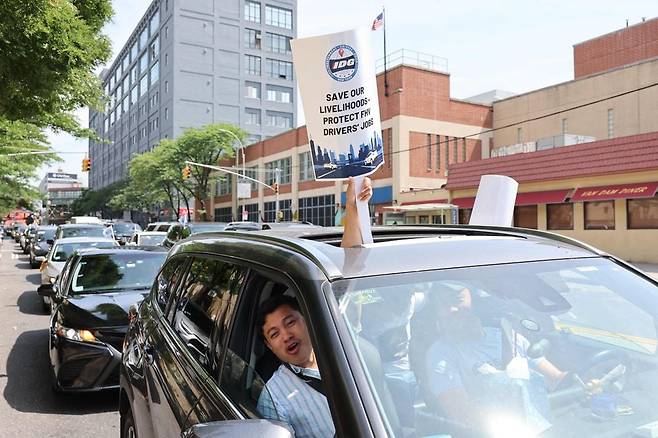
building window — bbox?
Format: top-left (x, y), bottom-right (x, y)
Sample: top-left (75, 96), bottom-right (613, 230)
top-left (241, 166), bottom-right (259, 191)
top-left (607, 108), bottom-right (614, 139)
top-left (214, 207), bottom-right (233, 222)
top-left (140, 75), bottom-right (148, 97)
top-left (240, 203), bottom-right (259, 222)
top-left (453, 136), bottom-right (458, 164)
top-left (299, 151), bottom-right (314, 181)
top-left (130, 65), bottom-right (138, 84)
top-left (164, 107), bottom-right (168, 120)
top-left (139, 52), bottom-right (148, 73)
top-left (245, 134), bottom-right (261, 145)
top-left (513, 205), bottom-right (538, 229)
top-left (164, 81), bottom-right (169, 93)
top-left (266, 111), bottom-right (292, 129)
top-left (266, 59), bottom-right (293, 80)
top-left (299, 195), bottom-right (335, 226)
top-left (263, 199), bottom-right (292, 223)
top-left (458, 208), bottom-right (473, 225)
top-left (245, 81), bottom-right (261, 99)
top-left (516, 127), bottom-right (522, 143)
top-left (265, 157), bottom-right (292, 184)
top-left (387, 129), bottom-right (393, 169)
top-left (245, 108), bottom-right (261, 126)
top-left (122, 76), bottom-right (130, 96)
top-left (426, 134), bottom-right (432, 170)
top-left (266, 85), bottom-right (292, 103)
top-left (265, 5), bottom-right (292, 29)
top-left (149, 9), bottom-right (160, 34)
top-left (245, 55), bottom-right (261, 75)
top-left (139, 27), bottom-right (148, 50)
top-left (109, 74), bottom-right (115, 90)
top-left (216, 174), bottom-right (232, 196)
top-left (627, 197), bottom-right (658, 229)
top-left (164, 25), bottom-right (169, 39)
top-left (445, 135), bottom-right (450, 166)
top-left (561, 118), bottom-right (568, 134)
top-left (584, 200), bottom-right (615, 230)
top-left (122, 55), bottom-right (130, 74)
top-left (150, 37), bottom-right (159, 61)
top-left (462, 138), bottom-right (467, 162)
top-left (547, 203), bottom-right (574, 230)
top-left (435, 134), bottom-right (441, 171)
top-left (149, 61), bottom-right (159, 85)
top-left (244, 28), bottom-right (261, 49)
top-left (244, 1), bottom-right (260, 22)
top-left (165, 53), bottom-right (168, 66)
top-left (266, 32), bottom-right (291, 54)
top-left (130, 42), bottom-right (138, 62)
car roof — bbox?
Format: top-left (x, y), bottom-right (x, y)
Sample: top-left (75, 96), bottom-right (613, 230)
top-left (174, 225), bottom-right (604, 280)
top-left (75, 246), bottom-right (168, 256)
top-left (58, 223), bottom-right (104, 228)
top-left (53, 236), bottom-right (117, 244)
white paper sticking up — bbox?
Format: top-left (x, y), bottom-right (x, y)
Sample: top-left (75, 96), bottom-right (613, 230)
top-left (469, 175), bottom-right (519, 227)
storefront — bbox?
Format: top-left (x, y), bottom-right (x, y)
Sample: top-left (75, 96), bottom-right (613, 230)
top-left (446, 133), bottom-right (658, 263)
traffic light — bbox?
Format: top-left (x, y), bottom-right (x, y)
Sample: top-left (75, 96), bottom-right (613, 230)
top-left (182, 165), bottom-right (191, 179)
top-left (272, 182), bottom-right (279, 194)
top-left (81, 158), bottom-right (91, 172)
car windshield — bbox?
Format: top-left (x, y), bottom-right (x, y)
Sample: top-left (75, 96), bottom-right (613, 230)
top-left (51, 241), bottom-right (115, 262)
top-left (37, 228), bottom-right (56, 242)
top-left (332, 257), bottom-right (658, 438)
top-left (70, 252), bottom-right (166, 293)
top-left (138, 234), bottom-right (165, 246)
top-left (113, 222), bottom-right (138, 234)
top-left (188, 223), bottom-right (226, 233)
top-left (61, 226), bottom-right (111, 239)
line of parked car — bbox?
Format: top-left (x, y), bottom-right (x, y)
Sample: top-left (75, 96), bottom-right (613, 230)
top-left (7, 213), bottom-right (658, 438)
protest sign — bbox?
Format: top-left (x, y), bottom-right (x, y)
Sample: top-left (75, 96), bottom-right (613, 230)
top-left (469, 175), bottom-right (519, 226)
top-left (291, 27), bottom-right (384, 181)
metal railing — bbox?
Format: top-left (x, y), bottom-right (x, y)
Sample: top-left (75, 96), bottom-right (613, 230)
top-left (376, 49), bottom-right (449, 74)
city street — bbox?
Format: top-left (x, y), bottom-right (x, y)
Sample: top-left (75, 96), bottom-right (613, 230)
top-left (0, 236), bottom-right (119, 438)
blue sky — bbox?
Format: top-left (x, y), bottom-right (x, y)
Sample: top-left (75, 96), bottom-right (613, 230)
top-left (41, 0), bottom-right (658, 183)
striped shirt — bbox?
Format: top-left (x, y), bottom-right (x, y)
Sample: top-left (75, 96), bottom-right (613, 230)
top-left (257, 364), bottom-right (335, 438)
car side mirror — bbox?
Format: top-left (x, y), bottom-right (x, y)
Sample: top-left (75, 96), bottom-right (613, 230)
top-left (182, 420), bottom-right (293, 438)
top-left (47, 239), bottom-right (54, 245)
top-left (37, 284), bottom-right (54, 297)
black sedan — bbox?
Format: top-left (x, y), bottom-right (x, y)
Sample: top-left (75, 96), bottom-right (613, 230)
top-left (28, 225), bottom-right (57, 268)
top-left (39, 246), bottom-right (167, 392)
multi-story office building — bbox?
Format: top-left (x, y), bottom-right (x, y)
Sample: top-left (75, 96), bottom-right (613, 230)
top-left (89, 0), bottom-right (297, 189)
top-left (38, 171), bottom-right (86, 223)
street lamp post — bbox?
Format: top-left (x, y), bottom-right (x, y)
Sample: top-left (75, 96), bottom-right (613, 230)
top-left (217, 128), bottom-right (246, 221)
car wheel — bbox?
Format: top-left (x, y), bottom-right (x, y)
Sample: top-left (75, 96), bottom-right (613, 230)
top-left (41, 295), bottom-right (50, 313)
top-left (121, 406), bottom-right (138, 438)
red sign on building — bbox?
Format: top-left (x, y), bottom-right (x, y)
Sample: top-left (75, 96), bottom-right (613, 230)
top-left (571, 182), bottom-right (658, 202)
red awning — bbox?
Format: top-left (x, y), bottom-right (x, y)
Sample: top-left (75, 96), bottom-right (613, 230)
top-left (452, 197), bottom-right (475, 209)
top-left (571, 182), bottom-right (658, 202)
top-left (515, 189), bottom-right (572, 206)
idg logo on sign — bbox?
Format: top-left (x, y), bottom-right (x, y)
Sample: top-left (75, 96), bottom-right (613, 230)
top-left (325, 44), bottom-right (358, 82)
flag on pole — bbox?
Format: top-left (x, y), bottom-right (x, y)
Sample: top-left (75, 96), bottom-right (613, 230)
top-left (371, 11), bottom-right (384, 31)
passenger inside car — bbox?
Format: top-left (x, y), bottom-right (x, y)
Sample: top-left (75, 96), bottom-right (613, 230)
top-left (252, 177), bottom-right (373, 437)
top-left (417, 283), bottom-right (569, 435)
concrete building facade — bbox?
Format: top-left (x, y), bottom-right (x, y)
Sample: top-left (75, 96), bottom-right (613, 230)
top-left (89, 0), bottom-right (297, 189)
top-left (492, 17), bottom-right (658, 153)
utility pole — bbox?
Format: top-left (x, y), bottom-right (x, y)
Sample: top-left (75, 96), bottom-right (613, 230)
top-left (275, 167), bottom-right (281, 223)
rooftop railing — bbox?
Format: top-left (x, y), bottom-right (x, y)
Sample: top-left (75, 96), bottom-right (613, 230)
top-left (376, 49), bottom-right (449, 74)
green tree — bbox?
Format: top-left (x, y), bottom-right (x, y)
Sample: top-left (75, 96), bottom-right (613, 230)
top-left (172, 124), bottom-right (244, 221)
top-left (111, 140), bottom-right (194, 220)
top-left (0, 0), bottom-right (113, 213)
top-left (71, 180), bottom-right (125, 218)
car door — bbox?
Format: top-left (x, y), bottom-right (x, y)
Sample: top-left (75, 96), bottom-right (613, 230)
top-left (144, 255), bottom-right (247, 438)
top-left (126, 255), bottom-right (189, 438)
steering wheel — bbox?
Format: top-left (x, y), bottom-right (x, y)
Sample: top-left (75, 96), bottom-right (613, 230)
top-left (553, 349), bottom-right (630, 392)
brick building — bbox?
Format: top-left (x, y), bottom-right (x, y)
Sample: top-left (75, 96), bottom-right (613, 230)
top-left (574, 17), bottom-right (658, 79)
top-left (206, 52), bottom-right (493, 225)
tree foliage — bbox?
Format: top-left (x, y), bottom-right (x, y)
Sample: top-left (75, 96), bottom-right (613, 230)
top-left (71, 180), bottom-right (125, 218)
top-left (113, 124), bottom-right (244, 221)
top-left (0, 0), bottom-right (113, 214)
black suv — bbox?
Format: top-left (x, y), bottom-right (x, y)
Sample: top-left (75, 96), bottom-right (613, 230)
top-left (161, 222), bottom-right (227, 248)
top-left (120, 226), bottom-right (658, 438)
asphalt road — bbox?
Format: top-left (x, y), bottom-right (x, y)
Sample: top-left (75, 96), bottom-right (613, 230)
top-left (0, 236), bottom-right (119, 438)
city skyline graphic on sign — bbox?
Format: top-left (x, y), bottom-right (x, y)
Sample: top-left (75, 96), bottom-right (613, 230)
top-left (310, 130), bottom-right (384, 179)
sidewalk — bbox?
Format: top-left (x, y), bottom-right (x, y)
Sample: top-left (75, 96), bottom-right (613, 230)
top-left (628, 262), bottom-right (658, 281)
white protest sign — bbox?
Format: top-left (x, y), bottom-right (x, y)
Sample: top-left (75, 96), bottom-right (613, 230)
top-left (291, 28), bottom-right (384, 180)
top-left (469, 175), bottom-right (519, 227)
top-left (292, 27), bottom-right (382, 244)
